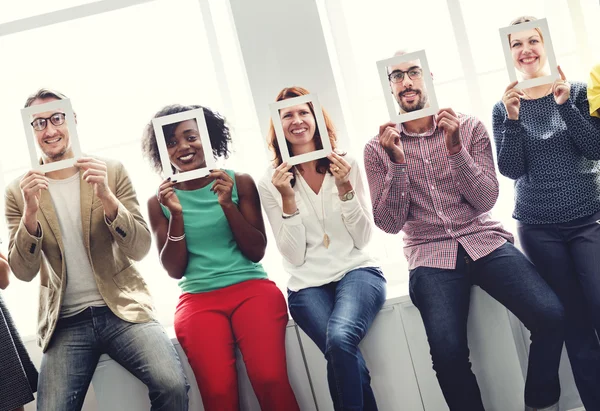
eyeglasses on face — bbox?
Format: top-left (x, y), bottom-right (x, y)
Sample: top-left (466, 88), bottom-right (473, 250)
top-left (388, 67), bottom-right (423, 83)
top-left (30, 112), bottom-right (66, 131)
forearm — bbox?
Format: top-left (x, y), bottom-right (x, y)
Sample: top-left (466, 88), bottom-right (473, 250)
top-left (275, 217), bottom-right (307, 266)
top-left (371, 164), bottom-right (411, 234)
top-left (159, 213), bottom-right (188, 279)
top-left (7, 213), bottom-right (42, 282)
top-left (222, 203), bottom-right (266, 262)
top-left (258, 180), bottom-right (307, 266)
top-left (339, 171), bottom-right (372, 248)
top-left (101, 192), bottom-right (120, 222)
top-left (23, 209), bottom-right (39, 237)
top-left (495, 119), bottom-right (527, 180)
top-left (340, 200), bottom-right (372, 249)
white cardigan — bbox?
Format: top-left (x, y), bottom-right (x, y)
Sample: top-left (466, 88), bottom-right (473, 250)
top-left (257, 154), bottom-right (378, 292)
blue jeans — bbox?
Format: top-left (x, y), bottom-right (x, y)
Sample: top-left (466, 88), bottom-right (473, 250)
top-left (518, 209), bottom-right (600, 410)
top-left (37, 306), bottom-right (189, 411)
top-left (288, 267), bottom-right (386, 411)
top-left (409, 243), bottom-right (565, 410)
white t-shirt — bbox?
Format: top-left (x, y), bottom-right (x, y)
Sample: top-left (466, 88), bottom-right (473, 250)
top-left (47, 172), bottom-right (105, 317)
top-left (258, 154), bottom-right (378, 291)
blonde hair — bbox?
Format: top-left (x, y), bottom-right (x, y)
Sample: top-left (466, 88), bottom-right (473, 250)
top-left (24, 88), bottom-right (68, 108)
top-left (508, 16), bottom-right (544, 43)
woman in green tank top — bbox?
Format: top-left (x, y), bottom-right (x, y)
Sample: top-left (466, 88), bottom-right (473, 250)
top-left (142, 104), bottom-right (299, 411)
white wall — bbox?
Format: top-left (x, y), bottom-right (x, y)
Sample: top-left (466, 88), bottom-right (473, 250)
top-left (228, 0), bottom-right (350, 150)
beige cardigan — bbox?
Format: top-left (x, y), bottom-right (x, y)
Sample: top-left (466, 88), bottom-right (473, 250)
top-left (4, 157), bottom-right (154, 352)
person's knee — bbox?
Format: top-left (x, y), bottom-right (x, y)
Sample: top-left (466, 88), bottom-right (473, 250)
top-left (253, 366), bottom-right (291, 392)
top-left (199, 375), bottom-right (237, 404)
top-left (533, 300), bottom-right (565, 338)
top-left (150, 369), bottom-right (189, 407)
top-left (326, 326), bottom-right (360, 355)
top-left (429, 334), bottom-right (471, 373)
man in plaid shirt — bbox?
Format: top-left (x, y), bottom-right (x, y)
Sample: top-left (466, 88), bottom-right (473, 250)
top-left (364, 55), bottom-right (565, 411)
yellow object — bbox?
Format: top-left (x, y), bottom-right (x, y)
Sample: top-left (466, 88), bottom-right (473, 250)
top-left (589, 64), bottom-right (600, 118)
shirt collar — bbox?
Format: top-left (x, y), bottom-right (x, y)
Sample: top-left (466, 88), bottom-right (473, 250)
top-left (397, 115), bottom-right (437, 138)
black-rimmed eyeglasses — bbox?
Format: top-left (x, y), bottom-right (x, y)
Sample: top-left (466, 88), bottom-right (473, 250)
top-left (388, 67), bottom-right (423, 83)
top-left (30, 113), bottom-right (66, 131)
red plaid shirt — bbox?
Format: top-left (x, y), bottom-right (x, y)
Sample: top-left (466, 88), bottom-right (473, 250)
top-left (364, 114), bottom-right (514, 270)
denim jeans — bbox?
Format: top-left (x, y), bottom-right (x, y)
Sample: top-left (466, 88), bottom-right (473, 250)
top-left (409, 243), bottom-right (565, 410)
top-left (518, 209), bottom-right (600, 410)
top-left (288, 267), bottom-right (386, 411)
top-left (37, 306), bottom-right (189, 411)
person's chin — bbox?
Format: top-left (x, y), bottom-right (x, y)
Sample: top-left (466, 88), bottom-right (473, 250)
top-left (400, 104), bottom-right (423, 113)
top-left (44, 148), bottom-right (71, 162)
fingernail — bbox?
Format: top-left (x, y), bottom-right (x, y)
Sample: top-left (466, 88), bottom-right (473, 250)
top-left (167, 177), bottom-right (171, 181)
top-left (172, 180), bottom-right (178, 183)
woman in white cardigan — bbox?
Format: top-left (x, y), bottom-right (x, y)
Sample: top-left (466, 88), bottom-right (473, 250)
top-left (258, 86), bottom-right (386, 411)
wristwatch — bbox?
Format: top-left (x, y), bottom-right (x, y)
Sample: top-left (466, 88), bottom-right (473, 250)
top-left (339, 190), bottom-right (355, 202)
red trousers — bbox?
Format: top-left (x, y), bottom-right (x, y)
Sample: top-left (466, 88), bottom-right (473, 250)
top-left (174, 279), bottom-right (299, 411)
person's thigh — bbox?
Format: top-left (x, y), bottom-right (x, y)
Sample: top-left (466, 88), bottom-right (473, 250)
top-left (287, 282), bottom-right (336, 353)
top-left (518, 223), bottom-right (589, 320)
top-left (231, 280), bottom-right (290, 370)
top-left (100, 314), bottom-right (188, 411)
top-left (566, 211), bottom-right (600, 325)
top-left (173, 294), bottom-right (238, 411)
top-left (472, 242), bottom-right (564, 329)
top-left (327, 267), bottom-right (387, 348)
top-left (37, 316), bottom-right (101, 411)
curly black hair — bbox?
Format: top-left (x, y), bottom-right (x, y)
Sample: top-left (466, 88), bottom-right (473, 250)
top-left (142, 104), bottom-right (232, 174)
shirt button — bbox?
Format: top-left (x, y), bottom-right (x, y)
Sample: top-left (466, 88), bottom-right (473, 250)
top-left (401, 193), bottom-right (405, 197)
top-left (447, 228), bottom-right (452, 233)
top-left (438, 211), bottom-right (444, 216)
top-left (424, 159), bottom-right (430, 164)
top-left (431, 185), bottom-right (435, 190)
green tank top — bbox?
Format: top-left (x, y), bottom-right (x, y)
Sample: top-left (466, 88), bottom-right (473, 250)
top-left (160, 169), bottom-right (267, 293)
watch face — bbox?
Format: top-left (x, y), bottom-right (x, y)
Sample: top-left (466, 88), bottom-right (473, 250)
top-left (344, 191), bottom-right (355, 201)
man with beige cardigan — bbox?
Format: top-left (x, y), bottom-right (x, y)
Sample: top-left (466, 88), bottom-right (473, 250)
top-left (4, 89), bottom-right (189, 411)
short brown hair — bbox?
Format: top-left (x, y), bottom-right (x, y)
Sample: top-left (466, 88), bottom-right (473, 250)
top-left (267, 86), bottom-right (339, 179)
top-left (508, 16), bottom-right (544, 43)
top-left (24, 88), bottom-right (68, 108)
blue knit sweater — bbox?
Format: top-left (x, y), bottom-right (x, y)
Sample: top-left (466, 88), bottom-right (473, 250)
top-left (492, 82), bottom-right (600, 224)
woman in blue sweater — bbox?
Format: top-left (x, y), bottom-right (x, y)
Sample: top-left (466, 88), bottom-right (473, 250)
top-left (492, 16), bottom-right (600, 410)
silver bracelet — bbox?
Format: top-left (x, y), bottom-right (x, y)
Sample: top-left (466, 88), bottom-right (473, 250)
top-left (167, 233), bottom-right (186, 242)
top-left (282, 209), bottom-right (300, 219)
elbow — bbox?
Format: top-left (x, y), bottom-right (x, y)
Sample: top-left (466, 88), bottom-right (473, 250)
top-left (354, 228), bottom-right (373, 250)
top-left (374, 215), bottom-right (402, 235)
top-left (499, 168), bottom-right (524, 180)
top-left (7, 256), bottom-right (36, 283)
top-left (0, 260), bottom-right (9, 289)
top-left (497, 161), bottom-right (524, 180)
top-left (474, 190), bottom-right (499, 213)
top-left (281, 248), bottom-right (305, 267)
top-left (0, 274), bottom-right (8, 291)
top-left (11, 268), bottom-right (35, 283)
top-left (168, 271), bottom-right (185, 280)
top-left (286, 256), bottom-right (305, 267)
top-left (129, 236), bottom-right (152, 262)
top-left (246, 248), bottom-right (266, 263)
top-left (129, 248), bottom-right (149, 262)
top-left (164, 263), bottom-right (185, 280)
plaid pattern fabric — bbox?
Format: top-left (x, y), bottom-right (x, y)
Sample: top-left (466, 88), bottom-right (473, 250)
top-left (364, 113), bottom-right (514, 270)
